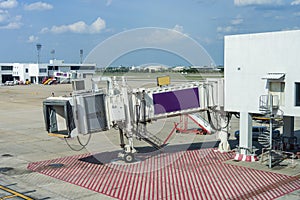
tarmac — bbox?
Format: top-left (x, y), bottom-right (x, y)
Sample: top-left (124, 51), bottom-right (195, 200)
top-left (0, 81), bottom-right (300, 200)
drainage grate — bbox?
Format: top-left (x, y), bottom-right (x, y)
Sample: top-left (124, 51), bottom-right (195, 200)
top-left (0, 167), bottom-right (14, 173)
top-left (2, 154), bottom-right (13, 157)
top-left (48, 163), bottom-right (64, 168)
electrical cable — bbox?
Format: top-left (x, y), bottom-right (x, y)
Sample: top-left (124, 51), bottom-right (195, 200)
top-left (64, 133), bottom-right (92, 151)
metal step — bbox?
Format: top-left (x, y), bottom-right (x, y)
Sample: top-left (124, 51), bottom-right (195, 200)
top-left (136, 129), bottom-right (163, 149)
top-left (258, 132), bottom-right (271, 148)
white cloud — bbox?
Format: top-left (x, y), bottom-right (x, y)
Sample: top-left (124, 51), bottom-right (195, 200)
top-left (282, 26), bottom-right (300, 31)
top-left (42, 17), bottom-right (106, 34)
top-left (0, 13), bottom-right (21, 29)
top-left (0, 0), bottom-right (18, 9)
top-left (106, 0), bottom-right (112, 6)
top-left (14, 14), bottom-right (21, 20)
top-left (141, 25), bottom-right (188, 45)
top-left (231, 18), bottom-right (243, 25)
top-left (27, 35), bottom-right (39, 43)
top-left (217, 15), bottom-right (243, 34)
top-left (217, 26), bottom-right (237, 33)
top-left (234, 0), bottom-right (282, 6)
top-left (0, 21), bottom-right (21, 29)
top-left (274, 15), bottom-right (284, 19)
top-left (291, 0), bottom-right (300, 5)
top-left (196, 36), bottom-right (213, 45)
top-left (294, 12), bottom-right (300, 16)
top-left (0, 9), bottom-right (8, 22)
top-left (24, 2), bottom-right (53, 11)
top-left (173, 24), bottom-right (184, 33)
top-left (89, 17), bottom-right (106, 33)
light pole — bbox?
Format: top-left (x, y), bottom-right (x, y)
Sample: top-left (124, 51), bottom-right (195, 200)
top-left (51, 49), bottom-right (55, 61)
top-left (80, 49), bottom-right (83, 64)
top-left (36, 44), bottom-right (42, 84)
top-left (36, 43), bottom-right (42, 64)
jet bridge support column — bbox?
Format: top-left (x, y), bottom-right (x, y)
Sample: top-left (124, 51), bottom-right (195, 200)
top-left (118, 77), bottom-right (137, 163)
top-left (234, 112), bottom-right (256, 161)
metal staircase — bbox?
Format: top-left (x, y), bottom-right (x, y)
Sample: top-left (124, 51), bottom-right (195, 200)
top-left (135, 128), bottom-right (163, 149)
top-left (258, 94), bottom-right (285, 168)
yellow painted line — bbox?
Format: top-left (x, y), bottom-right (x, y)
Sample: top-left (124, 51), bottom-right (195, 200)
top-left (48, 132), bottom-right (68, 138)
top-left (253, 117), bottom-right (283, 121)
top-left (0, 185), bottom-right (33, 200)
top-left (1, 194), bottom-right (18, 199)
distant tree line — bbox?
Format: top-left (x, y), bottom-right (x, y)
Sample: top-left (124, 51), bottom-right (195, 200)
top-left (96, 65), bottom-right (224, 74)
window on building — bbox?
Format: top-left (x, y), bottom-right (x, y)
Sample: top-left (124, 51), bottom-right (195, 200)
top-left (270, 82), bottom-right (285, 92)
top-left (81, 66), bottom-right (95, 70)
top-left (71, 65), bottom-right (95, 70)
top-left (71, 66), bottom-right (80, 70)
top-left (25, 68), bottom-right (28, 73)
top-left (1, 66), bottom-right (13, 71)
top-left (295, 83), bottom-right (300, 106)
top-left (269, 81), bottom-right (286, 106)
top-left (47, 66), bottom-right (58, 70)
top-left (39, 68), bottom-right (47, 73)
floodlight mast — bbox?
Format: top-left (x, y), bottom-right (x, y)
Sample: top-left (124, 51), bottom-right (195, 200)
top-left (80, 49), bottom-right (83, 64)
top-left (51, 49), bottom-right (55, 60)
top-left (36, 43), bottom-right (42, 64)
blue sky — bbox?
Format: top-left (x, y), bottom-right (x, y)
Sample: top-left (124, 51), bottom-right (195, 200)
top-left (0, 0), bottom-right (300, 66)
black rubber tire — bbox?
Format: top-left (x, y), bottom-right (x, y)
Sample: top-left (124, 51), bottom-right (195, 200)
top-left (124, 153), bottom-right (134, 163)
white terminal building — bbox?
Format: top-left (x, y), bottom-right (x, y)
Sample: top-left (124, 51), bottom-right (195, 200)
top-left (0, 59), bottom-right (96, 84)
top-left (225, 30), bottom-right (300, 156)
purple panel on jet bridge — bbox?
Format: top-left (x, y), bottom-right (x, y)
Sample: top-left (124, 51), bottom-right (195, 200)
top-left (153, 87), bottom-right (200, 115)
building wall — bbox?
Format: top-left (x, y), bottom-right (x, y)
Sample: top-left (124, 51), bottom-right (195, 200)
top-left (13, 63), bottom-right (30, 82)
top-left (224, 30), bottom-right (300, 116)
top-left (0, 64), bottom-right (13, 83)
top-left (2, 61), bottom-right (96, 84)
top-left (28, 63), bottom-right (39, 77)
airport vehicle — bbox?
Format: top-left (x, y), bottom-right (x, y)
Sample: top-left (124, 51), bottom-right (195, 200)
top-left (4, 81), bottom-right (14, 86)
top-left (234, 126), bottom-right (280, 140)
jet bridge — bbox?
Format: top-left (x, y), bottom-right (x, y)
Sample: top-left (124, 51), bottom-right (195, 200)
top-left (43, 76), bottom-right (226, 162)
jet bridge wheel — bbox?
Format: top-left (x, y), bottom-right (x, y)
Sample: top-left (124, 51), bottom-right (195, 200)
top-left (124, 153), bottom-right (135, 163)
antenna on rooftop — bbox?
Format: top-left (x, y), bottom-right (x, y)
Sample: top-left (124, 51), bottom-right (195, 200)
top-left (36, 43), bottom-right (42, 64)
top-left (80, 49), bottom-right (83, 64)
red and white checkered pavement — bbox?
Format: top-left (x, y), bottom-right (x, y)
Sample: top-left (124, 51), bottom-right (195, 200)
top-left (27, 148), bottom-right (300, 200)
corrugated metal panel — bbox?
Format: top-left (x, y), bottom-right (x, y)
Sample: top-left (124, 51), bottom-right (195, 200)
top-left (262, 73), bottom-right (285, 80)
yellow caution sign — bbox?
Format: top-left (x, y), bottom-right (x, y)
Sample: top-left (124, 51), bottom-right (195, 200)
top-left (157, 76), bottom-right (170, 86)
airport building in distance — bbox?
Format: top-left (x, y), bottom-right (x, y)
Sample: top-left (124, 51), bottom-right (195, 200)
top-left (0, 59), bottom-right (96, 84)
